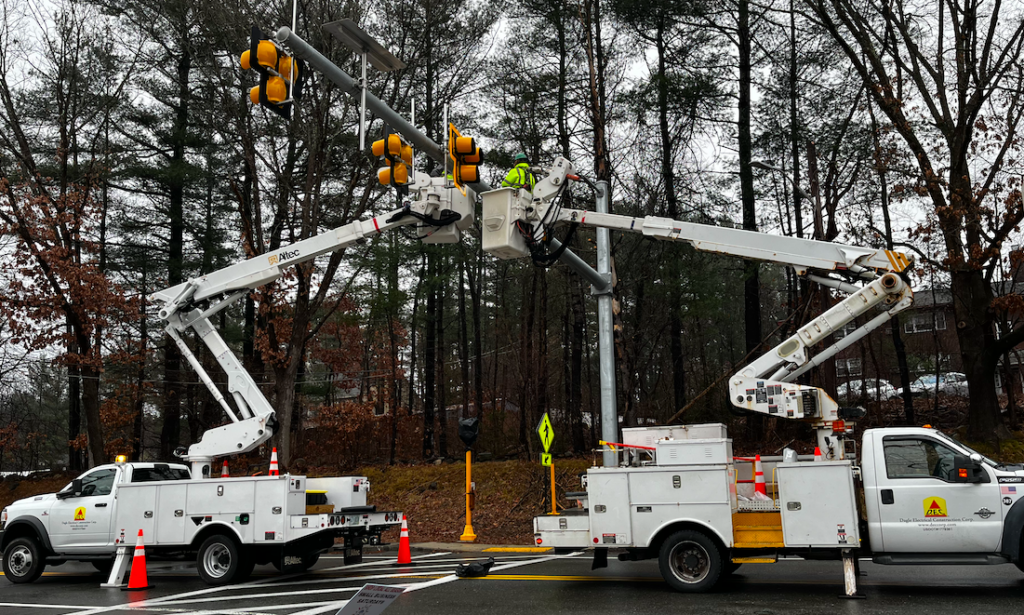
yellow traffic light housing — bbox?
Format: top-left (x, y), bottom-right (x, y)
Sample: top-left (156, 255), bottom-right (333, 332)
top-left (241, 26), bottom-right (305, 119)
top-left (448, 123), bottom-right (484, 196)
top-left (372, 126), bottom-right (412, 194)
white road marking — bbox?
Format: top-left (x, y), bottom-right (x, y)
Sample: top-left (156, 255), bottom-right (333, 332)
top-left (0, 605), bottom-right (92, 610)
top-left (154, 585), bottom-right (364, 605)
top-left (281, 553), bottom-right (573, 615)
top-left (51, 550), bottom-right (537, 615)
top-left (404, 551), bottom-right (583, 593)
top-left (120, 551), bottom-right (451, 612)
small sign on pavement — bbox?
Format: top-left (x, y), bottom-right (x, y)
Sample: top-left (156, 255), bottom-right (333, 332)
top-left (336, 584), bottom-right (405, 615)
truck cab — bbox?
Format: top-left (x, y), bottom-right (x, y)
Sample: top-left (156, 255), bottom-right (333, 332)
top-left (1, 462), bottom-right (192, 580)
top-left (861, 427), bottom-right (1024, 563)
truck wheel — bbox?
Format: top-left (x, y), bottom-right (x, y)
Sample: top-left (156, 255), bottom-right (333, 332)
top-left (3, 536), bottom-right (46, 584)
top-left (658, 530), bottom-right (722, 593)
top-left (197, 534), bottom-right (242, 585)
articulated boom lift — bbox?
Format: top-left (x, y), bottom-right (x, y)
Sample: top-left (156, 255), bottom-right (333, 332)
top-left (480, 157), bottom-right (915, 460)
top-left (154, 24), bottom-right (912, 473)
top-left (151, 177), bottom-right (473, 478)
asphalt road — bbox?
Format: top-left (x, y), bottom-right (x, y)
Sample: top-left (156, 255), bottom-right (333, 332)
top-left (2, 548), bottom-right (1023, 615)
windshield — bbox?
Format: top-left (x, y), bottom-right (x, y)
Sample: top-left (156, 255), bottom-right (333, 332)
top-left (914, 375), bottom-right (938, 386)
top-left (934, 431), bottom-right (1000, 467)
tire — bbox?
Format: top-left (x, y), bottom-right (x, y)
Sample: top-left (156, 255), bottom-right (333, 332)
top-left (658, 530), bottom-right (723, 593)
top-left (3, 536), bottom-right (46, 584)
top-left (197, 534), bottom-right (242, 586)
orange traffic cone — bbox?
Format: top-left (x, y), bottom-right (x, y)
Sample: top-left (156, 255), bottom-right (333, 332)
top-left (814, 447), bottom-right (823, 462)
top-left (269, 448), bottom-right (280, 476)
top-left (396, 515), bottom-right (412, 565)
top-left (221, 460), bottom-right (230, 478)
top-left (754, 454), bottom-right (767, 496)
top-left (124, 529), bottom-right (152, 590)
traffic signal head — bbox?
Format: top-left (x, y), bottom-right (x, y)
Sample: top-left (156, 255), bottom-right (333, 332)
top-left (377, 163), bottom-right (409, 185)
top-left (373, 127), bottom-right (412, 190)
top-left (241, 26), bottom-right (305, 119)
top-left (372, 134), bottom-right (403, 158)
top-left (448, 123), bottom-right (483, 196)
top-left (458, 417), bottom-right (480, 448)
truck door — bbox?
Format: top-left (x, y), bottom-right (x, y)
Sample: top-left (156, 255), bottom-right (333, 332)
top-left (48, 467), bottom-right (117, 551)
top-left (873, 435), bottom-right (1002, 553)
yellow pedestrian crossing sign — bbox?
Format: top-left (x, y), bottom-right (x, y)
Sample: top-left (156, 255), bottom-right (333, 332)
top-left (537, 413), bottom-right (554, 452)
top-left (541, 453), bottom-right (552, 466)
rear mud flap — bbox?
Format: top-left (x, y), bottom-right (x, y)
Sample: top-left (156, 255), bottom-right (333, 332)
top-left (344, 547), bottom-right (363, 565)
top-left (592, 548), bottom-right (608, 570)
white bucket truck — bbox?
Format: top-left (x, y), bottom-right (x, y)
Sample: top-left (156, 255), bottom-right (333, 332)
top-left (536, 425), bottom-right (1024, 595)
top-left (2, 155), bottom-right (476, 585)
top-left (493, 158), bottom-right (1024, 595)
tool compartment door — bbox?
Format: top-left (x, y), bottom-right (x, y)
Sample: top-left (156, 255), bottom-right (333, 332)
top-left (628, 468), bottom-right (733, 549)
top-left (777, 462), bottom-right (860, 548)
top-left (114, 484), bottom-right (158, 542)
top-left (587, 471), bottom-right (631, 547)
top-left (156, 483), bottom-right (188, 544)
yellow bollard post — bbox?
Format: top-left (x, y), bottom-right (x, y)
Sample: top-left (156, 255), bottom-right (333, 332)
top-left (548, 462), bottom-right (557, 515)
top-left (460, 449), bottom-right (477, 541)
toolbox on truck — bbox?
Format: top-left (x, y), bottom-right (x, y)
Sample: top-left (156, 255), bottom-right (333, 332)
top-left (776, 461), bottom-right (860, 548)
top-left (534, 512), bottom-right (591, 548)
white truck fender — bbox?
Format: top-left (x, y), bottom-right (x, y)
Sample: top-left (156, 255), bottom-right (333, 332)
top-left (646, 518), bottom-right (732, 551)
top-left (190, 521), bottom-right (245, 547)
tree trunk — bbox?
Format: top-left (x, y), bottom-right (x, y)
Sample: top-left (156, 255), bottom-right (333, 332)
top-left (459, 257), bottom-right (471, 420)
top-left (739, 0), bottom-right (763, 438)
top-left (160, 44), bottom-right (191, 461)
top-left (570, 279), bottom-right (585, 452)
top-left (423, 249), bottom-right (437, 458)
top-left (466, 246), bottom-right (485, 426)
top-left (67, 316), bottom-right (83, 471)
top-left (438, 258), bottom-right (448, 459)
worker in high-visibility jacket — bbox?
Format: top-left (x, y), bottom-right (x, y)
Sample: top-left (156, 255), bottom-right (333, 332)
top-left (501, 153), bottom-right (536, 192)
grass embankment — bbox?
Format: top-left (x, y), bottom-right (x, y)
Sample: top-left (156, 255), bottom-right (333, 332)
top-left (0, 459), bottom-right (593, 545)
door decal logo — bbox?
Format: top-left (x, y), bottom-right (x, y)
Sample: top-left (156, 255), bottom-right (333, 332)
top-left (73, 507), bottom-right (86, 521)
top-left (923, 497), bottom-right (947, 518)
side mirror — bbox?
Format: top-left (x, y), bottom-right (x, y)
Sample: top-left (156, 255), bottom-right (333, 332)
top-left (57, 478), bottom-right (83, 500)
top-left (951, 455), bottom-right (987, 484)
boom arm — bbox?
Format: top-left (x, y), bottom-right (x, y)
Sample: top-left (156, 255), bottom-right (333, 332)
top-left (481, 157), bottom-right (915, 460)
top-left (152, 177), bottom-right (473, 477)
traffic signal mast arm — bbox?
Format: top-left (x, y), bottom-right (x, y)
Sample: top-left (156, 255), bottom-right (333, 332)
top-left (515, 157), bottom-right (916, 459)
